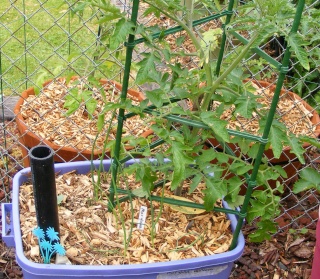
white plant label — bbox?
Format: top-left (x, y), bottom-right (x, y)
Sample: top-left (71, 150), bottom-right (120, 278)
top-left (137, 206), bottom-right (147, 230)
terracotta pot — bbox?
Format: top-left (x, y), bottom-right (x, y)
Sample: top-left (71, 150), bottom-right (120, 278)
top-left (252, 80), bottom-right (320, 163)
top-left (207, 80), bottom-right (320, 190)
top-left (14, 78), bottom-right (152, 167)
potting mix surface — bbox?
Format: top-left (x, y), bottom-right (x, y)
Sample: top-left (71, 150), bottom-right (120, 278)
top-left (19, 171), bottom-right (233, 265)
top-left (19, 78), bottom-right (151, 152)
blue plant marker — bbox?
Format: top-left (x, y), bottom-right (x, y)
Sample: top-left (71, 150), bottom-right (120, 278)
top-left (33, 227), bottom-right (66, 264)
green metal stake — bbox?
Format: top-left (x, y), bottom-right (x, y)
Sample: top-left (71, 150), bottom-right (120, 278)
top-left (215, 0), bottom-right (235, 76)
top-left (109, 0), bottom-right (140, 210)
top-left (229, 0), bottom-right (305, 250)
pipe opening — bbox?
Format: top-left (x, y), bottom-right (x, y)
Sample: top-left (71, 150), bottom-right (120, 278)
top-left (29, 146), bottom-right (53, 160)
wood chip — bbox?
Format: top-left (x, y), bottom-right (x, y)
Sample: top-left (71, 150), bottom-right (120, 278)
top-left (20, 172), bottom-right (233, 265)
top-left (215, 82), bottom-right (318, 138)
top-left (20, 78), bottom-right (150, 152)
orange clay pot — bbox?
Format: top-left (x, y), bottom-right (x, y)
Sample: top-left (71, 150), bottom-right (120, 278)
top-left (14, 78), bottom-right (152, 167)
top-left (207, 80), bottom-right (320, 191)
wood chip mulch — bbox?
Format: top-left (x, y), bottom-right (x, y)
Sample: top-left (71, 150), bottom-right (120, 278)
top-left (216, 82), bottom-right (317, 138)
top-left (19, 171), bottom-right (233, 265)
top-left (229, 225), bottom-right (315, 279)
top-left (19, 78), bottom-right (151, 152)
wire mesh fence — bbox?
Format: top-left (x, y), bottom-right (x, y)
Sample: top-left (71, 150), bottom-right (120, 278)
top-left (1, 0), bottom-right (319, 244)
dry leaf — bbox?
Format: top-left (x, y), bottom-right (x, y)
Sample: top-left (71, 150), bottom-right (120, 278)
top-left (287, 237), bottom-right (305, 251)
top-left (293, 246), bottom-right (313, 259)
top-left (167, 195), bottom-right (206, 214)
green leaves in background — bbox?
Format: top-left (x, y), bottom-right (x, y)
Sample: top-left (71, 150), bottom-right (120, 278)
top-left (234, 92), bottom-right (260, 119)
top-left (63, 88), bottom-right (97, 118)
top-left (287, 33), bottom-right (310, 71)
top-left (249, 219), bottom-right (278, 242)
top-left (110, 18), bottom-right (135, 50)
top-left (293, 168), bottom-right (320, 194)
top-left (259, 118), bottom-right (286, 159)
top-left (136, 52), bottom-right (161, 84)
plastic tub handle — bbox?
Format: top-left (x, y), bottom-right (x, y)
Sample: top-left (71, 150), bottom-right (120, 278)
top-left (1, 203), bottom-right (15, 247)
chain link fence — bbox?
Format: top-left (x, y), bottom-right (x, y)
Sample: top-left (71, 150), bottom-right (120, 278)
top-left (1, 0), bottom-right (319, 245)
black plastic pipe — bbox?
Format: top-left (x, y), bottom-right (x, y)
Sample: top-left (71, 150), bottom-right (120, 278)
top-left (29, 146), bottom-right (60, 239)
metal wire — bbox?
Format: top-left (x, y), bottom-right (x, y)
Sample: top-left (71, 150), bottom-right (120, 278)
top-left (0, 0), bottom-right (319, 237)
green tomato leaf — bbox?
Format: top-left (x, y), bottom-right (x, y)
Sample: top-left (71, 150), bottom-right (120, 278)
top-left (247, 199), bottom-right (266, 222)
top-left (293, 167), bottom-right (320, 193)
top-left (82, 91), bottom-right (97, 117)
top-left (287, 33), bottom-right (310, 71)
top-left (200, 112), bottom-right (230, 143)
top-left (230, 161), bottom-right (253, 175)
top-left (225, 196), bottom-right (245, 210)
top-left (203, 179), bottom-right (227, 211)
top-left (136, 165), bottom-right (157, 194)
top-left (110, 19), bottom-right (135, 51)
top-left (285, 134), bottom-right (305, 164)
top-left (136, 52), bottom-right (161, 85)
top-left (225, 176), bottom-right (243, 203)
top-left (234, 92), bottom-right (260, 119)
top-left (272, 165), bottom-right (288, 179)
top-left (189, 173), bottom-right (203, 194)
top-left (146, 88), bottom-right (166, 107)
top-left (275, 181), bottom-right (284, 194)
top-left (201, 29), bottom-right (223, 64)
top-left (214, 88), bottom-right (238, 104)
top-left (298, 135), bottom-right (320, 149)
top-left (232, 137), bottom-right (251, 155)
top-left (251, 190), bottom-right (267, 204)
top-left (215, 152), bottom-right (230, 164)
top-left (260, 119), bottom-right (287, 159)
top-left (196, 148), bottom-right (217, 164)
top-left (97, 113), bottom-right (105, 132)
top-left (176, 36), bottom-right (185, 47)
top-left (95, 1), bottom-right (123, 23)
top-left (248, 219), bottom-right (277, 242)
top-left (132, 187), bottom-right (149, 198)
top-left (247, 142), bottom-right (260, 158)
top-left (257, 165), bottom-right (281, 186)
top-left (171, 147), bottom-right (186, 190)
